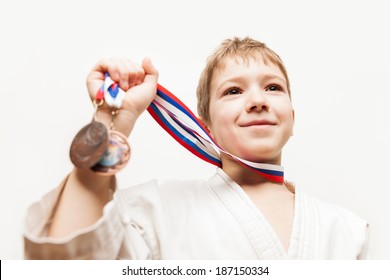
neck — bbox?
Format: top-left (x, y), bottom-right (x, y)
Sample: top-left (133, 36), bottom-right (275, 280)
top-left (221, 155), bottom-right (284, 188)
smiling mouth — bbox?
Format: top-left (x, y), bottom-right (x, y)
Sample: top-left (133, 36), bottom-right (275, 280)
top-left (241, 120), bottom-right (276, 127)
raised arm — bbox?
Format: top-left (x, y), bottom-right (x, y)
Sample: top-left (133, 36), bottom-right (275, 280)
top-left (48, 57), bottom-right (159, 238)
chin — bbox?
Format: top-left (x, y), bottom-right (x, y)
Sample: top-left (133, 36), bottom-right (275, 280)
top-left (238, 147), bottom-right (281, 164)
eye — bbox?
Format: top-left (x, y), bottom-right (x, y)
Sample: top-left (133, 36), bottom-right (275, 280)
top-left (265, 84), bottom-right (282, 92)
top-left (224, 88), bottom-right (242, 95)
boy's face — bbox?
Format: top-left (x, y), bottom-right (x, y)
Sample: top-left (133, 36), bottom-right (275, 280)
top-left (208, 57), bottom-right (294, 165)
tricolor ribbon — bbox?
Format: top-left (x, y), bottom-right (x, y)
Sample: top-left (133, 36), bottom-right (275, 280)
top-left (96, 73), bottom-right (126, 109)
top-left (99, 74), bottom-right (284, 183)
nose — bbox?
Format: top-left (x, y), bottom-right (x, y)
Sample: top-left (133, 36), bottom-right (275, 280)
top-left (245, 88), bottom-right (269, 113)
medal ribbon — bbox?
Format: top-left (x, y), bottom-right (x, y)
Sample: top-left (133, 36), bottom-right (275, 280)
top-left (99, 74), bottom-right (284, 183)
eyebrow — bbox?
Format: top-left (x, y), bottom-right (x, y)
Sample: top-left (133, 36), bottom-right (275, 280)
top-left (215, 74), bottom-right (287, 93)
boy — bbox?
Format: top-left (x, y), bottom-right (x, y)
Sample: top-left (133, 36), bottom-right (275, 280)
top-left (24, 37), bottom-right (369, 259)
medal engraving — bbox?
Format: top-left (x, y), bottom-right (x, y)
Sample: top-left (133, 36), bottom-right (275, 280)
top-left (69, 121), bottom-right (109, 168)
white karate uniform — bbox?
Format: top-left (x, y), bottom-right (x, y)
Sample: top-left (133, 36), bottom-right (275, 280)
top-left (24, 168), bottom-right (369, 259)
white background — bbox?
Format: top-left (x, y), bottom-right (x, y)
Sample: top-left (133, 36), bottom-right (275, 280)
top-left (0, 0), bottom-right (389, 259)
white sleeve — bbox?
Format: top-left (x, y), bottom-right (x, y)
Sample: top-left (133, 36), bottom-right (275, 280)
top-left (357, 223), bottom-right (371, 260)
top-left (23, 176), bottom-right (152, 260)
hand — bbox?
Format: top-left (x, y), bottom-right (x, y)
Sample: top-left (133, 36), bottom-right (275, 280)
top-left (86, 57), bottom-right (159, 137)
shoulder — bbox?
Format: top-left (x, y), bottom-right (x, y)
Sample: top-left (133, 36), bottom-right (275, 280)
top-left (116, 178), bottom-right (210, 210)
top-left (299, 190), bottom-right (370, 258)
top-left (303, 191), bottom-right (368, 230)
top-left (119, 178), bottom-right (208, 197)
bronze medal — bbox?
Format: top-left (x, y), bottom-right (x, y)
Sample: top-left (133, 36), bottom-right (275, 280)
top-left (69, 121), bottom-right (109, 168)
top-left (91, 130), bottom-right (131, 176)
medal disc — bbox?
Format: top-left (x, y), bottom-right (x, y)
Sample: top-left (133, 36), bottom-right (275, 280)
top-left (91, 130), bottom-right (130, 175)
top-left (69, 121), bottom-right (109, 168)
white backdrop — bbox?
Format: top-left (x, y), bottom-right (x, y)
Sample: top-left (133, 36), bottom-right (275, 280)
top-left (0, 0), bottom-right (389, 259)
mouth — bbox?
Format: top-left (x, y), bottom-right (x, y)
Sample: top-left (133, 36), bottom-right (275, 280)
top-left (240, 120), bottom-right (277, 127)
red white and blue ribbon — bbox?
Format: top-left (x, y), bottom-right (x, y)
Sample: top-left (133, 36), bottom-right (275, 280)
top-left (96, 73), bottom-right (126, 109)
top-left (99, 74), bottom-right (284, 183)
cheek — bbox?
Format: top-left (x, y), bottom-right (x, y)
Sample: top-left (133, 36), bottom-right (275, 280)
top-left (208, 107), bottom-right (235, 141)
top-left (272, 96), bottom-right (293, 118)
top-left (280, 107), bottom-right (294, 122)
top-left (278, 106), bottom-right (295, 133)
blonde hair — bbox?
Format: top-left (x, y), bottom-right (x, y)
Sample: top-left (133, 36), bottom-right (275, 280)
top-left (196, 37), bottom-right (291, 124)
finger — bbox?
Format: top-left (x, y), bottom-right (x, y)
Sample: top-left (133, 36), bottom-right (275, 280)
top-left (86, 58), bottom-right (112, 100)
top-left (91, 58), bottom-right (120, 82)
top-left (134, 64), bottom-right (146, 86)
top-left (142, 57), bottom-right (159, 85)
top-left (106, 58), bottom-right (120, 83)
top-left (116, 58), bottom-right (132, 91)
top-left (86, 58), bottom-right (127, 102)
top-left (123, 60), bottom-right (145, 89)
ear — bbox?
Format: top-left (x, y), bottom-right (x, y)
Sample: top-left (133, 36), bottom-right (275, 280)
top-left (292, 108), bottom-right (295, 123)
top-left (198, 116), bottom-right (213, 136)
top-left (291, 109), bottom-right (295, 136)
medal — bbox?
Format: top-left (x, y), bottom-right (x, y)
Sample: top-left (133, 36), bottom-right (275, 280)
top-left (91, 130), bottom-right (131, 176)
top-left (69, 87), bottom-right (130, 175)
top-left (69, 121), bottom-right (109, 168)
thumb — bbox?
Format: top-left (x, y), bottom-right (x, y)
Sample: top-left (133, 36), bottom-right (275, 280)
top-left (142, 57), bottom-right (159, 84)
